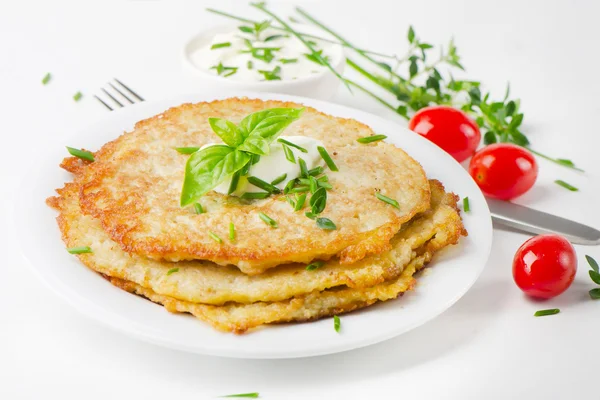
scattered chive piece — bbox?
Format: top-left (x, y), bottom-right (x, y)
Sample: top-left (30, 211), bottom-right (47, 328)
top-left (66, 146), bottom-right (94, 162)
top-left (258, 212), bottom-right (278, 228)
top-left (586, 255), bottom-right (599, 273)
top-left (228, 171), bottom-right (241, 195)
top-left (175, 147), bottom-right (200, 154)
top-left (270, 173), bottom-right (287, 186)
top-left (306, 260), bottom-right (325, 271)
top-left (277, 138), bottom-right (308, 153)
top-left (309, 176), bottom-right (318, 194)
top-left (283, 179), bottom-right (296, 194)
top-left (298, 157), bottom-right (309, 177)
top-left (294, 193), bottom-right (307, 211)
top-left (318, 181), bottom-right (333, 190)
top-left (211, 42), bottom-right (232, 49)
top-left (317, 146), bottom-right (338, 171)
top-left (67, 246), bottom-right (92, 254)
top-left (590, 288), bottom-right (600, 300)
top-left (282, 144), bottom-right (296, 164)
top-left (554, 180), bottom-right (578, 192)
top-left (247, 60), bottom-right (253, 69)
top-left (463, 197), bottom-right (470, 212)
top-left (375, 192), bottom-right (400, 209)
top-left (194, 202), bottom-right (205, 214)
top-left (357, 134), bottom-right (387, 144)
top-left (264, 34), bottom-right (284, 42)
top-left (42, 72), bottom-right (51, 85)
top-left (289, 185), bottom-right (309, 193)
top-left (308, 166), bottom-right (324, 176)
top-left (280, 58), bottom-right (298, 64)
top-left (73, 91), bottom-right (83, 102)
top-left (209, 231), bottom-right (223, 243)
top-left (241, 192), bottom-right (270, 200)
top-left (167, 268), bottom-right (179, 276)
top-left (316, 217), bottom-right (336, 230)
top-left (333, 315), bottom-right (341, 332)
top-left (534, 309), bottom-right (560, 317)
top-left (298, 178), bottom-right (311, 185)
top-left (248, 176), bottom-right (281, 194)
top-left (317, 175), bottom-right (329, 183)
top-left (220, 393), bottom-right (259, 399)
top-left (286, 195), bottom-right (296, 208)
top-left (229, 222), bottom-right (236, 241)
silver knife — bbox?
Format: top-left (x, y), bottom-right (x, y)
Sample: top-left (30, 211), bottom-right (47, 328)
top-left (488, 198), bottom-right (600, 245)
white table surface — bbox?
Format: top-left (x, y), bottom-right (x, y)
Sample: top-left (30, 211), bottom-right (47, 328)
top-left (1, 1), bottom-right (598, 399)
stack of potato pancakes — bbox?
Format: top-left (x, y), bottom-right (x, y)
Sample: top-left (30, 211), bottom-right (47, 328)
top-left (47, 98), bottom-right (467, 334)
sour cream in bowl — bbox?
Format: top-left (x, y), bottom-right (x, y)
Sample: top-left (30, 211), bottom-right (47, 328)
top-left (183, 23), bottom-right (345, 100)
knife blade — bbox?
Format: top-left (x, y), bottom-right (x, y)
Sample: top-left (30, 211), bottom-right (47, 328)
top-left (487, 198), bottom-right (600, 245)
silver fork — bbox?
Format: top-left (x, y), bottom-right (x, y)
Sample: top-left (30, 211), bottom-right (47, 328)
top-left (94, 78), bottom-right (144, 111)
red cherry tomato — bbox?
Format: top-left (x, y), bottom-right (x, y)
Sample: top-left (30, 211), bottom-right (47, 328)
top-left (408, 106), bottom-right (481, 162)
top-left (469, 143), bottom-right (538, 200)
top-left (513, 234), bottom-right (577, 299)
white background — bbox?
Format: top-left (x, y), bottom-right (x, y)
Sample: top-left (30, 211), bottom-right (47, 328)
top-left (1, 1), bottom-right (598, 399)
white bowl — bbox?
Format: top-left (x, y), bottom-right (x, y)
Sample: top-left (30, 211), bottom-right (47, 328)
top-left (182, 24), bottom-right (345, 100)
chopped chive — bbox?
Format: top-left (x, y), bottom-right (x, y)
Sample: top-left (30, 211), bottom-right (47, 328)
top-left (280, 58), bottom-right (298, 64)
top-left (258, 212), bottom-right (278, 228)
top-left (209, 231), bottom-right (223, 243)
top-left (286, 195), bottom-right (296, 208)
top-left (317, 146), bottom-right (338, 171)
top-left (294, 193), bottom-right (307, 211)
top-left (241, 192), bottom-right (270, 200)
top-left (375, 192), bottom-right (400, 209)
top-left (305, 211), bottom-right (317, 220)
top-left (283, 179), bottom-right (296, 194)
top-left (220, 393), bottom-right (259, 399)
top-left (289, 186), bottom-right (309, 193)
top-left (167, 268), bottom-right (179, 276)
top-left (298, 178), bottom-right (311, 185)
top-left (194, 202), bottom-right (205, 214)
top-left (333, 315), bottom-right (341, 332)
top-left (277, 138), bottom-right (308, 153)
top-left (175, 147), bottom-right (200, 154)
top-left (309, 176), bottom-right (318, 194)
top-left (42, 72), bottom-right (51, 85)
top-left (534, 309), bottom-right (560, 317)
top-left (282, 144), bottom-right (296, 164)
top-left (306, 260), bottom-right (325, 271)
top-left (67, 246), bottom-right (92, 254)
top-left (73, 91), bottom-right (83, 102)
top-left (229, 222), bottom-right (236, 241)
top-left (463, 197), bottom-right (470, 212)
top-left (590, 288), bottom-right (600, 300)
top-left (318, 181), bottom-right (333, 190)
top-left (298, 157), bottom-right (309, 177)
top-left (270, 173), bottom-right (287, 185)
top-left (308, 166), bottom-right (324, 176)
top-left (554, 180), bottom-right (578, 192)
top-left (66, 146), bottom-right (94, 162)
top-left (211, 42), bottom-right (232, 49)
top-left (316, 217), bottom-right (336, 230)
top-left (248, 176), bottom-right (281, 194)
top-left (247, 60), bottom-right (253, 69)
top-left (265, 34), bottom-right (284, 42)
top-left (586, 255), bottom-right (599, 273)
top-left (316, 175), bottom-right (328, 183)
top-left (357, 134), bottom-right (387, 144)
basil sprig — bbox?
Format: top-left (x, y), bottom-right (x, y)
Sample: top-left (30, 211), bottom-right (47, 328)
top-left (180, 107), bottom-right (304, 206)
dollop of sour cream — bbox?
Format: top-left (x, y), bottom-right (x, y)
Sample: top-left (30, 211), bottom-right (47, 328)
top-left (190, 27), bottom-right (335, 82)
top-left (200, 136), bottom-right (325, 197)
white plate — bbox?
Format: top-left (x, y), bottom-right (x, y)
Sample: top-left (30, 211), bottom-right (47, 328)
top-left (16, 91), bottom-right (492, 359)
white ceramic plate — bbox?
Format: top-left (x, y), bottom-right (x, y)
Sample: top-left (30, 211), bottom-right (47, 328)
top-left (16, 91), bottom-right (492, 359)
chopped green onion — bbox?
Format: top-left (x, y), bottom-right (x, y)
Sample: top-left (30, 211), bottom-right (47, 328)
top-left (67, 246), bottom-right (92, 254)
top-left (554, 180), bottom-right (578, 192)
top-left (211, 42), bottom-right (232, 49)
top-left (298, 157), bottom-right (309, 177)
top-left (258, 212), bottom-right (278, 228)
top-left (308, 166), bottom-right (324, 176)
top-left (229, 222), bottom-right (236, 241)
top-left (42, 72), bottom-right (51, 85)
top-left (282, 144), bottom-right (296, 164)
top-left (241, 192), bottom-right (270, 200)
top-left (285, 195), bottom-right (296, 208)
top-left (375, 192), bottom-right (400, 209)
top-left (317, 146), bottom-right (338, 171)
top-left (228, 171), bottom-right (241, 195)
top-left (590, 288), bottom-right (600, 300)
top-left (247, 60), bottom-right (253, 69)
top-left (248, 176), bottom-right (281, 194)
top-left (316, 175), bottom-right (329, 183)
top-left (298, 178), bottom-right (311, 185)
top-left (175, 147), bottom-right (200, 154)
top-left (318, 181), bottom-right (333, 190)
top-left (534, 309), bottom-right (560, 317)
top-left (220, 393), bottom-right (259, 399)
top-left (294, 193), bottom-right (307, 211)
top-left (309, 176), bottom-right (318, 194)
top-left (167, 268), bottom-right (179, 276)
top-left (316, 217), bottom-right (336, 230)
top-left (357, 134), bottom-right (387, 144)
top-left (333, 315), bottom-right (341, 332)
top-left (194, 202), bottom-right (205, 214)
top-left (209, 231), bottom-right (223, 243)
top-left (463, 197), bottom-right (470, 212)
top-left (270, 173), bottom-right (287, 185)
top-left (306, 260), bottom-right (325, 271)
top-left (280, 58), bottom-right (298, 64)
top-left (73, 91), bottom-right (83, 102)
top-left (283, 179), bottom-right (296, 194)
top-left (277, 138), bottom-right (308, 153)
top-left (289, 185), bottom-right (309, 193)
top-left (586, 255), bottom-right (599, 273)
top-left (66, 146), bottom-right (94, 162)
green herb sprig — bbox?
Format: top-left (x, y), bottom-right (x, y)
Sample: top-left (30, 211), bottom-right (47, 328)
top-left (587, 255), bottom-right (600, 299)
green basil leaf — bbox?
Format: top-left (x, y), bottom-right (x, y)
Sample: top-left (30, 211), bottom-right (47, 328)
top-left (180, 145), bottom-right (251, 206)
top-left (237, 107), bottom-right (304, 155)
top-left (208, 118), bottom-right (244, 147)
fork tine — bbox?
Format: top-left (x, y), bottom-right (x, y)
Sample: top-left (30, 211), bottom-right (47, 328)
top-left (108, 82), bottom-right (135, 104)
top-left (101, 88), bottom-right (124, 107)
top-left (94, 95), bottom-right (114, 111)
top-left (114, 78), bottom-right (145, 102)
